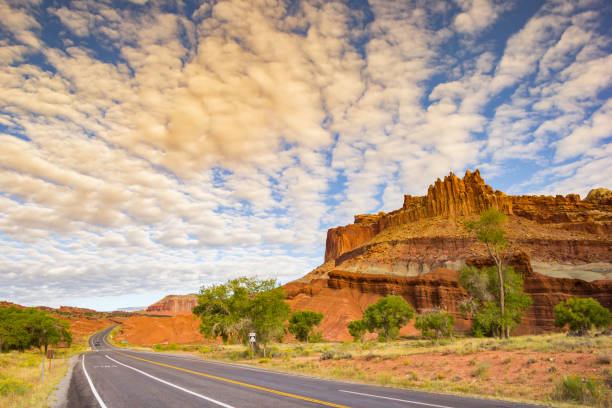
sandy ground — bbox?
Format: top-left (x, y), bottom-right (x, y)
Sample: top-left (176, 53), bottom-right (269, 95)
top-left (114, 315), bottom-right (205, 344)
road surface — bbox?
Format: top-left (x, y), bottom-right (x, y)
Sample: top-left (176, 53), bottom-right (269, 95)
top-left (67, 327), bottom-right (545, 407)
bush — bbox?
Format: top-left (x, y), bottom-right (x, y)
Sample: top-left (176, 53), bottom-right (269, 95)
top-left (596, 354), bottom-right (611, 365)
top-left (154, 343), bottom-right (179, 351)
top-left (554, 297), bottom-right (612, 334)
top-left (471, 362), bottom-right (490, 379)
top-left (363, 295), bottom-right (415, 342)
top-left (415, 310), bottom-right (455, 340)
top-left (288, 310), bottom-right (324, 343)
top-left (551, 376), bottom-right (610, 407)
top-left (320, 350), bottom-right (334, 360)
top-left (348, 320), bottom-right (367, 342)
top-left (309, 331), bottom-right (324, 343)
top-left (0, 377), bottom-right (33, 396)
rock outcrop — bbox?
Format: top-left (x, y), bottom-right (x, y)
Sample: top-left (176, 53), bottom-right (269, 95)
top-left (145, 294), bottom-right (198, 315)
top-left (287, 252), bottom-right (612, 339)
top-left (290, 170), bottom-right (611, 340)
top-left (324, 170), bottom-right (513, 262)
top-left (322, 170), bottom-right (611, 281)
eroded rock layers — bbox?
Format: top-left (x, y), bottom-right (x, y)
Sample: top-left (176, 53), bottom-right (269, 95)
top-left (290, 170), bottom-right (611, 340)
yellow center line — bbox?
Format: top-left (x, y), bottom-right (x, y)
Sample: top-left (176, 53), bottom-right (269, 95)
top-left (114, 351), bottom-right (351, 408)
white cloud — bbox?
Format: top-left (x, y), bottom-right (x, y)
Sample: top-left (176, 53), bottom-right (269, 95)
top-left (453, 0), bottom-right (505, 35)
top-left (0, 0), bottom-right (610, 307)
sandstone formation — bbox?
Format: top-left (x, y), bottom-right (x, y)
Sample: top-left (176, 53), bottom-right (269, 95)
top-left (289, 170), bottom-right (611, 340)
top-left (145, 294), bottom-right (198, 315)
top-left (320, 170), bottom-right (611, 280)
top-left (287, 252), bottom-right (612, 339)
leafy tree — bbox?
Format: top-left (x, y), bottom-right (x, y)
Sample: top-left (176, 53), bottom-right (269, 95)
top-left (23, 308), bottom-right (72, 354)
top-left (464, 208), bottom-right (511, 337)
top-left (554, 297), bottom-right (612, 335)
top-left (347, 319), bottom-right (367, 343)
top-left (0, 307), bottom-right (30, 352)
top-left (250, 287), bottom-right (291, 348)
top-left (363, 295), bottom-right (415, 342)
top-left (193, 277), bottom-right (290, 352)
top-left (0, 307), bottom-right (71, 353)
top-left (415, 310), bottom-right (455, 340)
top-left (288, 310), bottom-right (323, 343)
top-left (459, 265), bottom-right (532, 337)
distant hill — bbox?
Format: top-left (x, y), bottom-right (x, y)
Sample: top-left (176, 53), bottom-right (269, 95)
top-left (115, 306), bottom-right (145, 312)
top-left (145, 294), bottom-right (198, 315)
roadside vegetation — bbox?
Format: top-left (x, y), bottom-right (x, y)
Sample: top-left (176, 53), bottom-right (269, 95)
top-left (187, 333), bottom-right (611, 407)
top-left (0, 305), bottom-right (92, 408)
top-left (180, 209), bottom-right (612, 406)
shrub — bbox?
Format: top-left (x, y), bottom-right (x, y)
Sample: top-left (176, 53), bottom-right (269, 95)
top-left (596, 354), bottom-right (611, 365)
top-left (309, 331), bottom-right (324, 343)
top-left (551, 376), bottom-right (610, 407)
top-left (288, 310), bottom-right (324, 343)
top-left (0, 377), bottom-right (33, 396)
top-left (348, 320), bottom-right (367, 343)
top-left (363, 295), bottom-right (415, 342)
top-left (18, 355), bottom-right (40, 368)
top-left (471, 362), bottom-right (490, 379)
top-left (415, 310), bottom-right (455, 340)
top-left (320, 350), bottom-right (334, 360)
top-left (554, 297), bottom-right (612, 334)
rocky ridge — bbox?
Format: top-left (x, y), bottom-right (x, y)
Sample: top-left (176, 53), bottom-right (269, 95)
top-left (320, 170), bottom-right (611, 280)
top-left (145, 294), bottom-right (198, 315)
top-left (288, 170), bottom-right (611, 340)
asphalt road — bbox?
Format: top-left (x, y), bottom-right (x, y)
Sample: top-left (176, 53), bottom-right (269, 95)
top-left (67, 327), bottom-right (546, 408)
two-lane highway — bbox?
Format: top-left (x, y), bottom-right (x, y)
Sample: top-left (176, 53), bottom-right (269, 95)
top-left (67, 327), bottom-right (544, 407)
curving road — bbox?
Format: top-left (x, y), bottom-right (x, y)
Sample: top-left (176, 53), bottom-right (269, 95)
top-left (67, 327), bottom-right (545, 408)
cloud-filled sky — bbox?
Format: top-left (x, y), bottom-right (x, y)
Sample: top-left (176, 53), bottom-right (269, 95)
top-left (1, 0), bottom-right (611, 310)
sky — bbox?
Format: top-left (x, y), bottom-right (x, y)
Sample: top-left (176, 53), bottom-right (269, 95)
top-left (1, 0), bottom-right (611, 311)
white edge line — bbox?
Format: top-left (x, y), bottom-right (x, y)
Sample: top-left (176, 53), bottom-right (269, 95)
top-left (82, 355), bottom-right (108, 408)
top-left (105, 355), bottom-right (235, 408)
top-left (338, 389), bottom-right (455, 408)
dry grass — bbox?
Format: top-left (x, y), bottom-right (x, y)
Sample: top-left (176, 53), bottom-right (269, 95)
top-left (179, 333), bottom-right (612, 407)
top-left (0, 335), bottom-right (91, 408)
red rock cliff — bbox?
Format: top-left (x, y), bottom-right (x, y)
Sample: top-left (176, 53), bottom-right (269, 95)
top-left (145, 294), bottom-right (198, 315)
top-left (324, 169), bottom-right (611, 263)
top-left (289, 252), bottom-right (612, 339)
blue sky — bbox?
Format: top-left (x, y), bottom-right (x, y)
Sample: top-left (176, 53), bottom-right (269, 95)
top-left (1, 0), bottom-right (610, 311)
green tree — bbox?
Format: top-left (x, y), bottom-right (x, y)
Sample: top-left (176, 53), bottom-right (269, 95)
top-left (288, 310), bottom-right (323, 343)
top-left (347, 319), bottom-right (367, 343)
top-left (0, 306), bottom-right (31, 352)
top-left (193, 277), bottom-right (290, 353)
top-left (415, 310), bottom-right (455, 340)
top-left (554, 297), bottom-right (612, 335)
top-left (459, 265), bottom-right (532, 337)
top-left (0, 307), bottom-right (71, 354)
top-left (23, 308), bottom-right (72, 354)
top-left (363, 295), bottom-right (415, 342)
top-left (250, 286), bottom-right (291, 350)
top-left (464, 208), bottom-right (510, 338)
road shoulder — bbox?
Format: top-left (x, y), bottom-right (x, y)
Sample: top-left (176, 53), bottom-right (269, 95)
top-left (48, 354), bottom-right (80, 408)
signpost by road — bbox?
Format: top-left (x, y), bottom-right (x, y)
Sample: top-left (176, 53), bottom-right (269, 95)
top-left (249, 332), bottom-right (256, 356)
top-left (47, 349), bottom-right (54, 371)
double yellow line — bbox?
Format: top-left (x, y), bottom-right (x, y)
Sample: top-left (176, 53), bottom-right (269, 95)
top-left (115, 351), bottom-right (351, 408)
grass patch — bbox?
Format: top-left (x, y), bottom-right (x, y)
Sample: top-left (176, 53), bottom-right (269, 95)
top-left (471, 362), bottom-right (490, 379)
top-left (551, 376), bottom-right (611, 407)
top-left (0, 377), bottom-right (33, 396)
top-left (179, 332), bottom-right (612, 407)
top-left (0, 345), bottom-right (84, 408)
